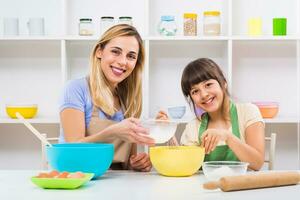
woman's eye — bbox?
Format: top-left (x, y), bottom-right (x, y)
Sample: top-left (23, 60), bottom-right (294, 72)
top-left (127, 54), bottom-right (137, 60)
top-left (111, 50), bottom-right (121, 55)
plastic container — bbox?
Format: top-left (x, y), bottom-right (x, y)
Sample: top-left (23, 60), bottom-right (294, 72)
top-left (79, 18), bottom-right (94, 36)
top-left (6, 104), bottom-right (38, 119)
top-left (184, 13), bottom-right (197, 36)
top-left (168, 106), bottom-right (186, 118)
top-left (118, 16), bottom-right (133, 25)
top-left (150, 146), bottom-right (205, 177)
top-left (273, 18), bottom-right (287, 36)
top-left (100, 16), bottom-right (115, 35)
top-left (203, 11), bottom-right (221, 36)
top-left (158, 15), bottom-right (177, 36)
top-left (253, 102), bottom-right (279, 118)
top-left (46, 143), bottom-right (114, 178)
top-left (248, 17), bottom-right (262, 36)
top-left (202, 161), bottom-right (249, 181)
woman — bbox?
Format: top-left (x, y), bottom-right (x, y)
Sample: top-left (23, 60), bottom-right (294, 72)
top-left (59, 24), bottom-right (154, 172)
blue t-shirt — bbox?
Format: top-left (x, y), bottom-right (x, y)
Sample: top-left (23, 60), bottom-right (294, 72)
top-left (59, 78), bottom-right (124, 142)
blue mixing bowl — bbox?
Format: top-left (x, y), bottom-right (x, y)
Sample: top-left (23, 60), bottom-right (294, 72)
top-left (46, 143), bottom-right (114, 178)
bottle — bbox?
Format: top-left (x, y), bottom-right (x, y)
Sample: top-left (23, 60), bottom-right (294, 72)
top-left (183, 13), bottom-right (197, 36)
top-left (79, 18), bottom-right (94, 36)
top-left (118, 16), bottom-right (133, 25)
top-left (100, 16), bottom-right (115, 35)
top-left (203, 11), bottom-right (221, 36)
top-left (158, 15), bottom-right (177, 36)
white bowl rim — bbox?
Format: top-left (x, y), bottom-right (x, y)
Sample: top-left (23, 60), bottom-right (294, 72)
top-left (203, 161), bottom-right (249, 167)
top-left (6, 104), bottom-right (38, 107)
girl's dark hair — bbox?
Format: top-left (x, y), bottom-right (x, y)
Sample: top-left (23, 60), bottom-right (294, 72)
top-left (181, 58), bottom-right (230, 119)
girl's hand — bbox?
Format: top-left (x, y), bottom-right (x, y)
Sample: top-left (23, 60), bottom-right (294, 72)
top-left (129, 153), bottom-right (152, 172)
top-left (110, 117), bottom-right (155, 145)
top-left (200, 129), bottom-right (231, 154)
top-left (167, 136), bottom-right (179, 146)
top-left (156, 110), bottom-right (169, 120)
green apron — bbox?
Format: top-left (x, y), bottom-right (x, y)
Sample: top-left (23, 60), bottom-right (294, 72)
top-left (198, 102), bottom-right (240, 161)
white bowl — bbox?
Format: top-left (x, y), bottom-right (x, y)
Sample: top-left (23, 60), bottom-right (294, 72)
top-left (202, 161), bottom-right (249, 181)
top-left (141, 120), bottom-right (177, 143)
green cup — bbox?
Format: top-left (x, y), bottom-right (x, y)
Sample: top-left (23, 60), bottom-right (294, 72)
top-left (273, 18), bottom-right (287, 35)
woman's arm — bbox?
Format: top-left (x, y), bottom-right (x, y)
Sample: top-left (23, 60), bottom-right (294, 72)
top-left (60, 108), bottom-right (155, 145)
top-left (227, 121), bottom-right (265, 170)
top-left (60, 108), bottom-right (113, 143)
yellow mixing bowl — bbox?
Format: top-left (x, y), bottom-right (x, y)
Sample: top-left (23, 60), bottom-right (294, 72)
top-left (6, 104), bottom-right (38, 119)
top-left (149, 146), bottom-right (205, 177)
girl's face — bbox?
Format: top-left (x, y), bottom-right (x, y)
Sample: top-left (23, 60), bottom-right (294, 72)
top-left (190, 79), bottom-right (225, 113)
top-left (96, 36), bottom-right (139, 88)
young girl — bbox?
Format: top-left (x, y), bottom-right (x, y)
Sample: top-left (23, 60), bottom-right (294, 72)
top-left (59, 24), bottom-right (154, 172)
top-left (158, 58), bottom-right (265, 170)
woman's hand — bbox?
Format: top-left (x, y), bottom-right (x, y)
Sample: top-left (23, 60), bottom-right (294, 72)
top-left (110, 117), bottom-right (155, 145)
top-left (200, 129), bottom-right (231, 154)
top-left (129, 153), bottom-right (152, 172)
top-left (156, 110), bottom-right (169, 120)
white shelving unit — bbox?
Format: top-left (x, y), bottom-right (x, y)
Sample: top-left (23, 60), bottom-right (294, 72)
top-left (0, 0), bottom-right (299, 169)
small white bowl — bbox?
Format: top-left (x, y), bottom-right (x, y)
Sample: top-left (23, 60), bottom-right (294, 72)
top-left (202, 161), bottom-right (249, 181)
top-left (168, 106), bottom-right (186, 119)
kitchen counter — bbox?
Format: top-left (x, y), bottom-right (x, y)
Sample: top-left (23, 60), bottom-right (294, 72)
top-left (0, 170), bottom-right (300, 200)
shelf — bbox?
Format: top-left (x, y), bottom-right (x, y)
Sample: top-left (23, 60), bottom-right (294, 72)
top-left (231, 35), bottom-right (299, 41)
top-left (0, 36), bottom-right (63, 41)
top-left (146, 36), bottom-right (229, 41)
top-left (264, 117), bottom-right (299, 124)
top-left (0, 117), bottom-right (60, 124)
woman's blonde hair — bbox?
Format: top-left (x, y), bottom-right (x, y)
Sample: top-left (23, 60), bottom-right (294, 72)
top-left (89, 24), bottom-right (145, 118)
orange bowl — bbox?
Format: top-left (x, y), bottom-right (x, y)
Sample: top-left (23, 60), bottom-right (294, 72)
top-left (258, 106), bottom-right (279, 118)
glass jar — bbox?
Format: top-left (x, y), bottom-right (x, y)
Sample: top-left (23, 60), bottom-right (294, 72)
top-left (79, 18), bottom-right (94, 36)
top-left (158, 15), bottom-right (177, 36)
top-left (184, 13), bottom-right (197, 36)
top-left (118, 16), bottom-right (133, 25)
top-left (203, 11), bottom-right (221, 36)
top-left (100, 16), bottom-right (115, 35)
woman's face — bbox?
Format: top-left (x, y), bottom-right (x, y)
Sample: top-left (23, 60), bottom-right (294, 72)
top-left (190, 79), bottom-right (225, 113)
top-left (96, 36), bottom-right (139, 88)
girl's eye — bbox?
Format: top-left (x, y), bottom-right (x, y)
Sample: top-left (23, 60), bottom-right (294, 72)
top-left (206, 82), bottom-right (213, 87)
top-left (191, 89), bottom-right (198, 95)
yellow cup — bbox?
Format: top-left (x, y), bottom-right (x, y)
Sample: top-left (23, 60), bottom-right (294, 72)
top-left (248, 18), bottom-right (262, 36)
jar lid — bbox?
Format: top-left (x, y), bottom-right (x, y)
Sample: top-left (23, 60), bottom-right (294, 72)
top-left (161, 15), bottom-right (175, 21)
top-left (184, 13), bottom-right (197, 19)
top-left (204, 11), bottom-right (220, 16)
top-left (80, 18), bottom-right (92, 22)
top-left (119, 16), bottom-right (132, 19)
top-left (101, 16), bottom-right (114, 19)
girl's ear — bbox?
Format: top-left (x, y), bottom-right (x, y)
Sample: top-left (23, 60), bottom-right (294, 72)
top-left (96, 48), bottom-right (102, 59)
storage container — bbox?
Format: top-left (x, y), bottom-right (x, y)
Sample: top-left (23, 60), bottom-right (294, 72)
top-left (79, 18), bottom-right (93, 36)
top-left (203, 11), bottom-right (221, 36)
top-left (184, 13), bottom-right (197, 36)
top-left (158, 15), bottom-right (177, 36)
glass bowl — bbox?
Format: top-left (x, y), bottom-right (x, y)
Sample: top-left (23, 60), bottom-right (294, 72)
top-left (202, 161), bottom-right (249, 181)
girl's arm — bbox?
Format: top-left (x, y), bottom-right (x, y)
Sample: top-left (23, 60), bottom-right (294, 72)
top-left (226, 121), bottom-right (265, 170)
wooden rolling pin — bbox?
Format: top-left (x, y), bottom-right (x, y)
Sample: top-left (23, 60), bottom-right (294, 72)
top-left (203, 171), bottom-right (300, 192)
